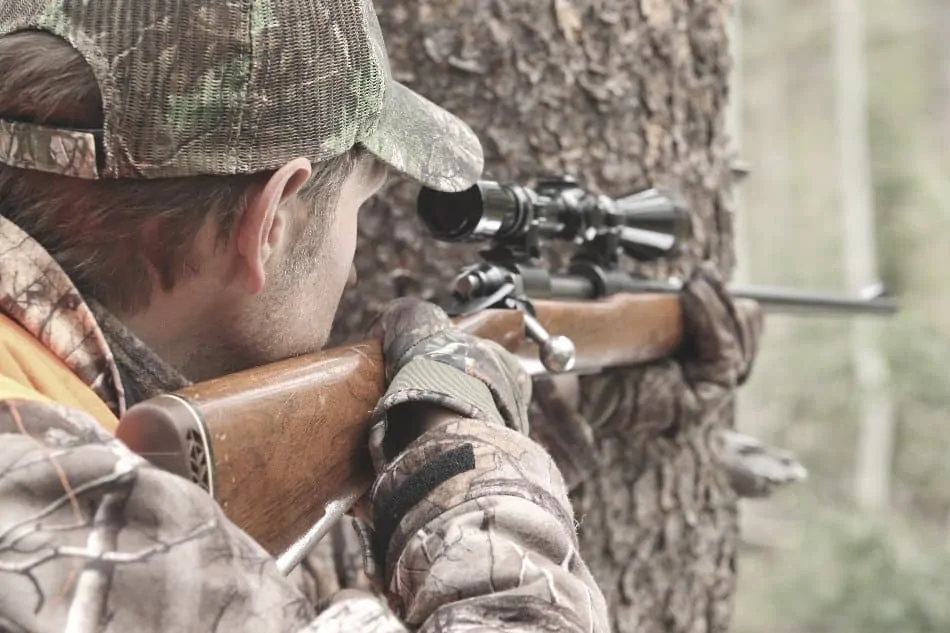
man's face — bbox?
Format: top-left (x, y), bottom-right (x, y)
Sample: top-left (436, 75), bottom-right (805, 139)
top-left (246, 157), bottom-right (389, 365)
top-left (133, 153), bottom-right (389, 380)
top-left (159, 155), bottom-right (391, 380)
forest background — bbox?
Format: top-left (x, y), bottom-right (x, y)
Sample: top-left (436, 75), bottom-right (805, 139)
top-left (731, 1), bottom-right (950, 631)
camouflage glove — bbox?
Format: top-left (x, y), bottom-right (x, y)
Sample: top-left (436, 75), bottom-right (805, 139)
top-left (366, 297), bottom-right (532, 469)
top-left (677, 262), bottom-right (763, 398)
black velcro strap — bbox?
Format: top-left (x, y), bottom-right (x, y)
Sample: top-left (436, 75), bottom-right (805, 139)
top-left (372, 443), bottom-right (476, 570)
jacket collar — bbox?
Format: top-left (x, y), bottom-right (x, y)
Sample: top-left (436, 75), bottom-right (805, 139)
top-left (0, 215), bottom-right (189, 415)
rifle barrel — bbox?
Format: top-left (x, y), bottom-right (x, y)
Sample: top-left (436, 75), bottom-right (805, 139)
top-left (471, 269), bottom-right (900, 318)
top-left (728, 284), bottom-right (899, 316)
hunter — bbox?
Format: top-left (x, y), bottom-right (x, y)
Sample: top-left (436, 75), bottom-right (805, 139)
top-left (0, 0), bottom-right (761, 631)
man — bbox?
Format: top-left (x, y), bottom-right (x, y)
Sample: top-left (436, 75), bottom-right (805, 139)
top-left (0, 1), bottom-right (761, 632)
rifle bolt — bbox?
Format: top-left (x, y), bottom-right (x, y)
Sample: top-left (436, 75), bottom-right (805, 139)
top-left (523, 312), bottom-right (577, 373)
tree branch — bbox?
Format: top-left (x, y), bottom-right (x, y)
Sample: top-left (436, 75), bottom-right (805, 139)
top-left (0, 519), bottom-right (217, 576)
top-left (63, 486), bottom-right (131, 633)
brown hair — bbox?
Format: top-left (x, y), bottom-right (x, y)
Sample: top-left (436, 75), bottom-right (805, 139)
top-left (0, 31), bottom-right (361, 314)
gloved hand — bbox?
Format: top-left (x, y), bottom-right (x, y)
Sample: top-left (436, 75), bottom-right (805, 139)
top-left (530, 263), bottom-right (763, 489)
top-left (677, 262), bottom-right (763, 402)
top-left (366, 297), bottom-right (532, 470)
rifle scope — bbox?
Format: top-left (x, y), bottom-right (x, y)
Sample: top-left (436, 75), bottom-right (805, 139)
top-left (416, 177), bottom-right (691, 260)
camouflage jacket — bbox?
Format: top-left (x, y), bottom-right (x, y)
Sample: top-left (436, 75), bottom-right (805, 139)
top-left (0, 215), bottom-right (608, 632)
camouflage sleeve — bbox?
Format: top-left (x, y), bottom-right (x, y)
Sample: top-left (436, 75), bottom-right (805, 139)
top-left (0, 398), bottom-right (406, 633)
top-left (368, 413), bottom-right (610, 633)
top-left (0, 396), bottom-right (605, 633)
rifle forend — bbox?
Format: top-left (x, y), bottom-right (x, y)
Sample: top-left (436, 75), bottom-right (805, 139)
top-left (115, 294), bottom-right (684, 573)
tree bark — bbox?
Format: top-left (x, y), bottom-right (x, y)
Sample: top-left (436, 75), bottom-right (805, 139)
top-left (330, 1), bottom-right (739, 630)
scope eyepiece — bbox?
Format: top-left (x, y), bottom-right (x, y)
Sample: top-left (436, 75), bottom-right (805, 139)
top-left (417, 182), bottom-right (526, 242)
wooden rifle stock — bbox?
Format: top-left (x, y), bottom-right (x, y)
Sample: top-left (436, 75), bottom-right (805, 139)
top-left (114, 293), bottom-right (682, 562)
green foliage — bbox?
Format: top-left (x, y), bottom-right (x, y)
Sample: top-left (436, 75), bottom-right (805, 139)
top-left (883, 314), bottom-right (950, 405)
top-left (736, 501), bottom-right (950, 633)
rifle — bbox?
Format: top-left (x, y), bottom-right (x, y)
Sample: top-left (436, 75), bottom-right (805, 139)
top-left (114, 175), bottom-right (898, 574)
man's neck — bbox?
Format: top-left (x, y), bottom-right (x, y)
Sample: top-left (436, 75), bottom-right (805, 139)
top-left (106, 281), bottom-right (235, 384)
top-left (83, 296), bottom-right (191, 405)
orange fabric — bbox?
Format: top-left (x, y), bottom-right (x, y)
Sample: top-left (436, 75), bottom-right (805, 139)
top-left (0, 312), bottom-right (119, 432)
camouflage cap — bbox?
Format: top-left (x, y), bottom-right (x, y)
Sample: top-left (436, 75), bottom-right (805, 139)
top-left (0, 0), bottom-right (483, 193)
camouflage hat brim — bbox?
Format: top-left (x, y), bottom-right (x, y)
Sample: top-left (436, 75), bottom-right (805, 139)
top-left (359, 82), bottom-right (483, 194)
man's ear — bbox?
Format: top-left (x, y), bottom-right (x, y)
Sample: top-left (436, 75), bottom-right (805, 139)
top-left (236, 158), bottom-right (313, 294)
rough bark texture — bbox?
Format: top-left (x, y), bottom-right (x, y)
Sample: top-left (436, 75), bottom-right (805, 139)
top-left (329, 1), bottom-right (739, 631)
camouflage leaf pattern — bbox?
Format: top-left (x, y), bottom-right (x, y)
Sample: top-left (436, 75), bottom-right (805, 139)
top-left (573, 264), bottom-right (763, 439)
top-left (0, 399), bottom-right (318, 632)
top-left (0, 120), bottom-right (99, 179)
top-left (526, 375), bottom-right (599, 490)
top-left (359, 82), bottom-right (484, 193)
top-left (369, 297), bottom-right (531, 436)
top-left (677, 262), bottom-right (764, 397)
top-left (303, 593), bottom-right (406, 632)
top-left (519, 266), bottom-right (766, 628)
top-left (288, 519), bottom-right (376, 607)
top-left (369, 417), bottom-right (609, 632)
top-left (0, 0), bottom-right (483, 191)
top-left (0, 215), bottom-right (125, 414)
top-left (720, 429), bottom-right (808, 499)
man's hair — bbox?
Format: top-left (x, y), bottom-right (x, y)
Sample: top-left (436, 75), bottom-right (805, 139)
top-left (0, 31), bottom-right (361, 314)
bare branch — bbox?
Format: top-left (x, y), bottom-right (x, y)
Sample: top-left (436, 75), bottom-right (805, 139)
top-left (64, 489), bottom-right (130, 633)
top-left (2, 518), bottom-right (93, 553)
top-left (0, 519), bottom-right (217, 574)
top-left (0, 466), bottom-right (135, 543)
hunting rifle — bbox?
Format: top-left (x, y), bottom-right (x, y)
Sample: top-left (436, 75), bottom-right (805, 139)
top-left (114, 175), bottom-right (898, 575)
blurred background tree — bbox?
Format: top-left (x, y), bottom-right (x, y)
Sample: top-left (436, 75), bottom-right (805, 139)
top-left (731, 0), bottom-right (950, 630)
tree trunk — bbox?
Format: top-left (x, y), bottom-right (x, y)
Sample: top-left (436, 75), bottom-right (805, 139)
top-left (330, 1), bottom-right (739, 630)
top-left (939, 0), bottom-right (950, 151)
top-left (833, 0), bottom-right (896, 513)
